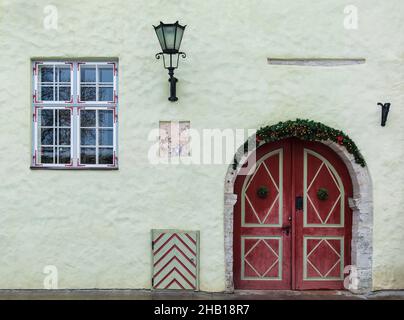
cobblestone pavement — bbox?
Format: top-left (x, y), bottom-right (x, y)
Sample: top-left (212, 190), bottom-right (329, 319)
top-left (0, 289), bottom-right (403, 300)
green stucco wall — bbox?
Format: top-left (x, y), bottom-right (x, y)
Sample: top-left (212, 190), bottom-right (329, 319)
top-left (0, 0), bottom-right (403, 291)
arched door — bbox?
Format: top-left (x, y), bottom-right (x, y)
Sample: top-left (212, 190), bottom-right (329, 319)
top-left (233, 138), bottom-right (352, 290)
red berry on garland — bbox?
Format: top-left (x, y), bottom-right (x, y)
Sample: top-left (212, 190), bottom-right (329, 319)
top-left (337, 135), bottom-right (344, 145)
top-left (256, 135), bottom-right (262, 143)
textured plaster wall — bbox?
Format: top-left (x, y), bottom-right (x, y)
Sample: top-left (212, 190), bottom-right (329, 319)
top-left (0, 0), bottom-right (403, 290)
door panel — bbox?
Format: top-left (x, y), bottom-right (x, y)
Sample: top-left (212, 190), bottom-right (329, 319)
top-left (304, 149), bottom-right (344, 227)
top-left (294, 141), bottom-right (352, 290)
top-left (243, 149), bottom-right (282, 226)
top-left (233, 139), bottom-right (352, 290)
top-left (241, 236), bottom-right (282, 280)
top-left (234, 141), bottom-right (292, 289)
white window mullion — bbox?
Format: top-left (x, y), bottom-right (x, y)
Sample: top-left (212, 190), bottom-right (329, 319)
top-left (55, 66), bottom-right (59, 101)
top-left (53, 65), bottom-right (56, 101)
top-left (33, 107), bottom-right (39, 165)
top-left (34, 65), bottom-right (39, 103)
top-left (113, 111), bottom-right (117, 165)
top-left (76, 108), bottom-right (81, 166)
top-left (113, 63), bottom-right (117, 103)
top-left (67, 107), bottom-right (73, 166)
top-left (77, 63), bottom-right (81, 103)
top-left (74, 115), bottom-right (78, 165)
top-left (95, 110), bottom-right (99, 164)
top-left (52, 109), bottom-right (56, 164)
top-left (72, 63), bottom-right (77, 166)
top-left (95, 65), bottom-right (99, 103)
top-left (55, 110), bottom-right (58, 164)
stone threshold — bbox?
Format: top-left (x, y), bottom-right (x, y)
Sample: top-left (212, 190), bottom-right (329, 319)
top-left (0, 289), bottom-right (402, 300)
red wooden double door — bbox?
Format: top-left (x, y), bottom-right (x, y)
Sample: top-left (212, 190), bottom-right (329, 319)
top-left (234, 139), bottom-right (352, 290)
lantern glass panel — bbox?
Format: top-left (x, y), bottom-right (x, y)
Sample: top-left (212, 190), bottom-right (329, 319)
top-left (174, 27), bottom-right (184, 51)
top-left (155, 26), bottom-right (166, 51)
top-left (163, 25), bottom-right (176, 51)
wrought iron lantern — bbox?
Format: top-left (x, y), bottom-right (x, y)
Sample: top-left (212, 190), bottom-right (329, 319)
top-left (153, 21), bottom-right (186, 102)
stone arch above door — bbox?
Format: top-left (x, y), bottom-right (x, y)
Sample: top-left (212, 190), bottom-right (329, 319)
top-left (224, 121), bottom-right (373, 293)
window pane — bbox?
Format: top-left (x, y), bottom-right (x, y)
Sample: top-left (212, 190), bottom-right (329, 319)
top-left (99, 87), bottom-right (113, 101)
top-left (98, 110), bottom-right (113, 127)
top-left (99, 148), bottom-right (113, 164)
top-left (58, 67), bottom-right (70, 82)
top-left (81, 86), bottom-right (96, 101)
top-left (58, 86), bottom-right (71, 101)
top-left (80, 110), bottom-right (96, 127)
top-left (81, 128), bottom-right (96, 145)
top-left (40, 66), bottom-right (53, 82)
top-left (58, 110), bottom-right (71, 126)
top-left (59, 128), bottom-right (71, 145)
top-left (40, 109), bottom-right (54, 126)
top-left (58, 147), bottom-right (71, 164)
top-left (81, 67), bottom-right (96, 82)
top-left (40, 147), bottom-right (54, 163)
top-left (41, 128), bottom-right (54, 145)
top-left (99, 67), bottom-right (113, 82)
top-left (99, 129), bottom-right (113, 146)
top-left (40, 86), bottom-right (54, 101)
top-left (80, 148), bottom-right (96, 164)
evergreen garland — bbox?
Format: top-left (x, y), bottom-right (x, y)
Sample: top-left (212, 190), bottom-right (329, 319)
top-left (233, 119), bottom-right (366, 169)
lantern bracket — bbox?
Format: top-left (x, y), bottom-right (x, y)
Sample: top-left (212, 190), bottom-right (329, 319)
top-left (155, 52), bottom-right (186, 70)
top-left (155, 52), bottom-right (186, 102)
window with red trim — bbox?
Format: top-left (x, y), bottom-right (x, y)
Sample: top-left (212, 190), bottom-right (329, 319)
top-left (32, 61), bottom-right (118, 169)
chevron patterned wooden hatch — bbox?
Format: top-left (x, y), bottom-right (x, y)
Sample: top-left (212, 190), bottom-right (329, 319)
top-left (151, 230), bottom-right (200, 290)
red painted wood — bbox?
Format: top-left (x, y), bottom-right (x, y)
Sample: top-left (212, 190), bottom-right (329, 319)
top-left (234, 140), bottom-right (292, 289)
top-left (233, 138), bottom-right (352, 290)
top-left (294, 140), bottom-right (352, 290)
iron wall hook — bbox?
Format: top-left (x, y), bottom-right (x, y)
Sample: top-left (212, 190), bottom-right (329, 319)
top-left (378, 103), bottom-right (391, 127)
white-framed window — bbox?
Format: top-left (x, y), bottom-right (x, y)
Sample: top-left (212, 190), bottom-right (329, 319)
top-left (33, 62), bottom-right (74, 104)
top-left (35, 107), bottom-right (73, 165)
top-left (32, 61), bottom-right (118, 169)
top-left (78, 108), bottom-right (116, 165)
top-left (77, 62), bottom-right (117, 104)
top-left (159, 121), bottom-right (191, 158)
